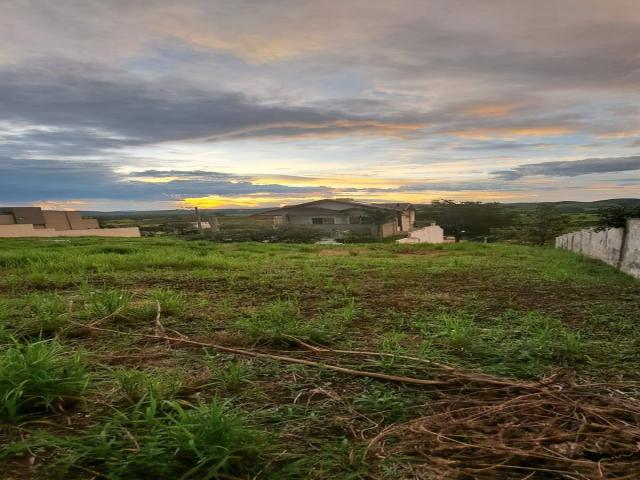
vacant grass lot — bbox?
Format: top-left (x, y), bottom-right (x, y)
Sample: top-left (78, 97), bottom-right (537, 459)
top-left (0, 238), bottom-right (639, 479)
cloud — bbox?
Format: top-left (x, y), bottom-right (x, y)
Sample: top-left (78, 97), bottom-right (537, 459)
top-left (494, 156), bottom-right (640, 180)
top-left (0, 159), bottom-right (328, 203)
top-left (0, 61), bottom-right (425, 158)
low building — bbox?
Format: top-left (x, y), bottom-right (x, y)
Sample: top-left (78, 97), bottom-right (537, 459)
top-left (255, 199), bottom-right (416, 239)
top-left (0, 207), bottom-right (140, 238)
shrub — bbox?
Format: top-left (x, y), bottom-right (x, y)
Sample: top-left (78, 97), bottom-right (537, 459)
top-left (0, 339), bottom-right (89, 421)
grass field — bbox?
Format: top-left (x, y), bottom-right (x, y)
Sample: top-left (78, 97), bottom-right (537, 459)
top-left (1, 238), bottom-right (639, 479)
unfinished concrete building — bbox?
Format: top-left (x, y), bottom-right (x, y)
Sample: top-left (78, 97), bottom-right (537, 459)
top-left (0, 207), bottom-right (140, 238)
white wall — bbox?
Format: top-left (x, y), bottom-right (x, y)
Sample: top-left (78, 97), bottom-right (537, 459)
top-left (396, 224), bottom-right (444, 244)
top-left (621, 219), bottom-right (640, 278)
top-left (555, 219), bottom-right (640, 278)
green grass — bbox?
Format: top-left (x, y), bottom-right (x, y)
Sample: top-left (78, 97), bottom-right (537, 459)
top-left (0, 339), bottom-right (89, 422)
top-left (0, 237), bottom-right (638, 478)
top-left (20, 398), bottom-right (266, 479)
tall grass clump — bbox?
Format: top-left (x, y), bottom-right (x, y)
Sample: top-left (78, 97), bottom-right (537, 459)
top-left (82, 288), bottom-right (132, 320)
top-left (425, 311), bottom-right (480, 353)
top-left (45, 399), bottom-right (265, 479)
top-left (114, 369), bottom-right (183, 404)
top-left (149, 288), bottom-right (186, 315)
top-left (25, 293), bottom-right (68, 336)
top-left (235, 299), bottom-right (352, 345)
top-left (0, 339), bottom-right (89, 421)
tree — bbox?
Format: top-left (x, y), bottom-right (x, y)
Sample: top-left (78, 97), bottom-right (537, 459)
top-left (595, 205), bottom-right (640, 231)
top-left (363, 208), bottom-right (397, 240)
top-left (517, 203), bottom-right (566, 245)
top-left (416, 200), bottom-right (515, 241)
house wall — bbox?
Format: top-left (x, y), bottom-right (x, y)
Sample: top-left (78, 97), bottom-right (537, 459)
top-left (396, 225), bottom-right (444, 244)
top-left (66, 211), bottom-right (99, 229)
top-left (43, 211), bottom-right (72, 230)
top-left (1, 207), bottom-right (45, 226)
top-left (555, 219), bottom-right (640, 278)
top-left (399, 212), bottom-right (414, 231)
top-left (0, 214), bottom-right (15, 225)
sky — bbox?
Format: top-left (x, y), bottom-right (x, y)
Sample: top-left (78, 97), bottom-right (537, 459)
top-left (0, 0), bottom-right (639, 210)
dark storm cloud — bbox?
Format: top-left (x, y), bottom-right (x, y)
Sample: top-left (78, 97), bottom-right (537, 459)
top-left (0, 159), bottom-right (327, 202)
top-left (494, 156), bottom-right (640, 180)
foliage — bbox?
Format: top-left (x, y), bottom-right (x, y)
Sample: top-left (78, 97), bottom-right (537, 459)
top-left (206, 225), bottom-right (326, 243)
top-left (0, 339), bottom-right (89, 421)
top-left (416, 200), bottom-right (515, 241)
top-left (595, 204), bottom-right (640, 230)
top-left (515, 203), bottom-right (567, 245)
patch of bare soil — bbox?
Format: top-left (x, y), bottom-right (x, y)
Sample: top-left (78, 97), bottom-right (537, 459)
top-left (394, 249), bottom-right (447, 257)
top-left (319, 249), bottom-right (350, 256)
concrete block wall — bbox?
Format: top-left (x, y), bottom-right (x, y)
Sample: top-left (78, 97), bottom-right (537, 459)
top-left (555, 219), bottom-right (640, 278)
top-left (620, 219), bottom-right (640, 278)
top-left (0, 224), bottom-right (140, 238)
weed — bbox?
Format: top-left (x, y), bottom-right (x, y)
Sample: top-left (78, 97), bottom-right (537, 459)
top-left (421, 311), bottom-right (480, 353)
top-left (149, 288), bottom-right (186, 315)
top-left (82, 288), bottom-right (132, 320)
top-left (235, 300), bottom-right (347, 345)
top-left (114, 368), bottom-right (183, 404)
top-left (354, 384), bottom-right (416, 422)
top-left (25, 293), bottom-right (68, 336)
top-left (40, 399), bottom-right (266, 479)
top-left (205, 357), bottom-right (255, 392)
top-left (0, 339), bottom-right (89, 421)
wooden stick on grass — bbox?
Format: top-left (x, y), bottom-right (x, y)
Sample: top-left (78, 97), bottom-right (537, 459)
top-left (73, 321), bottom-right (451, 387)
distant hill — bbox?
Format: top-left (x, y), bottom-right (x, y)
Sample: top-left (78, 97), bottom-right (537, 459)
top-left (502, 198), bottom-right (640, 214)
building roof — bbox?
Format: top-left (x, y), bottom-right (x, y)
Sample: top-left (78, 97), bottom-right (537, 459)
top-left (256, 199), bottom-right (413, 216)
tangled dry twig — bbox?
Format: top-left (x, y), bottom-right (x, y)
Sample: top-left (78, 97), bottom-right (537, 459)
top-left (368, 381), bottom-right (640, 479)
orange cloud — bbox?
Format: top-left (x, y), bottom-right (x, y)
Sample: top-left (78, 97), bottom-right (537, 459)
top-left (462, 103), bottom-right (517, 118)
top-left (250, 175), bottom-right (417, 189)
top-left (207, 120), bottom-right (426, 141)
top-left (447, 126), bottom-right (573, 140)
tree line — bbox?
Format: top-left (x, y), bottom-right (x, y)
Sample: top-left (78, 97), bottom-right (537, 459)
top-left (415, 201), bottom-right (640, 245)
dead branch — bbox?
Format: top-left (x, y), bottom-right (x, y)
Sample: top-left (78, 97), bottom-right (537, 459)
top-left (71, 321), bottom-right (451, 387)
